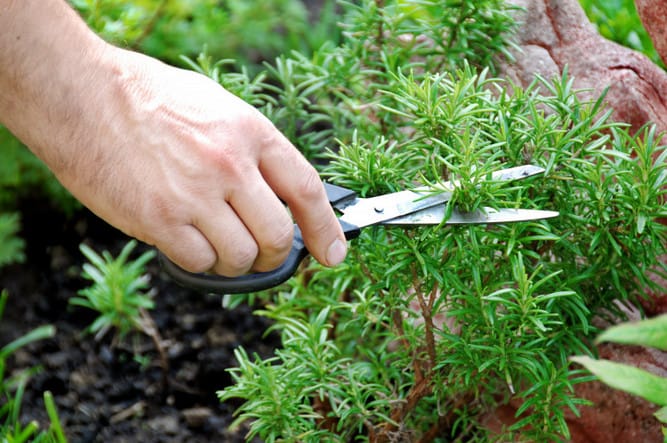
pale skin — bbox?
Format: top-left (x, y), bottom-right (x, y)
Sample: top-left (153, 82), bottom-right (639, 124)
top-left (0, 0), bottom-right (347, 276)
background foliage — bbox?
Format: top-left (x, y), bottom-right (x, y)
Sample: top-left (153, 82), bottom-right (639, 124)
top-left (70, 0), bottom-right (341, 66)
top-left (579, 0), bottom-right (664, 67)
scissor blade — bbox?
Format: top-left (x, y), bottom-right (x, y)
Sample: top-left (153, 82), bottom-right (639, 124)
top-left (338, 190), bottom-right (451, 229)
top-left (413, 165), bottom-right (546, 192)
top-left (334, 165), bottom-right (548, 229)
top-left (383, 206), bottom-right (559, 225)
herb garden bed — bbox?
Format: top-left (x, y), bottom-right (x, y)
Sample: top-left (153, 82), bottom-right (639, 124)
top-left (2, 1), bottom-right (667, 442)
top-left (0, 200), bottom-right (270, 442)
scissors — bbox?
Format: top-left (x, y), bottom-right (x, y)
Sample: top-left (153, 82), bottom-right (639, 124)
top-left (160, 165), bottom-right (558, 294)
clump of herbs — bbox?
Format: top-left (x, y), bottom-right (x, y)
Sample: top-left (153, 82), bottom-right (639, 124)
top-left (203, 0), bottom-right (667, 441)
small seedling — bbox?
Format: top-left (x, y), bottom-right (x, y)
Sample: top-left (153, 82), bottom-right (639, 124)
top-left (71, 240), bottom-right (156, 341)
top-left (70, 240), bottom-right (168, 387)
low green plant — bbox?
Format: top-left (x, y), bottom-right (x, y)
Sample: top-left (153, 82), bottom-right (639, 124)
top-left (192, 0), bottom-right (667, 441)
top-left (0, 213), bottom-right (25, 269)
top-left (572, 314), bottom-right (667, 440)
top-left (0, 290), bottom-right (66, 443)
top-left (70, 240), bottom-right (156, 341)
top-left (69, 240), bottom-right (169, 386)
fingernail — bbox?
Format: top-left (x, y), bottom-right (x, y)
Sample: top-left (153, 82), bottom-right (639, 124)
top-left (326, 239), bottom-right (347, 266)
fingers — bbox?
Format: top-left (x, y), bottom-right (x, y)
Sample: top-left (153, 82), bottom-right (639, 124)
top-left (154, 153), bottom-right (343, 276)
top-left (258, 132), bottom-right (347, 268)
top-left (224, 173), bottom-right (295, 272)
top-left (160, 197), bottom-right (291, 277)
top-left (193, 201), bottom-right (263, 276)
top-left (154, 224), bottom-right (218, 274)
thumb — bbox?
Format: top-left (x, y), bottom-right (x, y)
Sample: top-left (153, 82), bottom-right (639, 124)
top-left (259, 137), bottom-right (347, 267)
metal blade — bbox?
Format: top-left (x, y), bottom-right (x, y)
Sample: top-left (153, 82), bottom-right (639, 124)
top-left (413, 165), bottom-right (546, 192)
top-left (383, 206), bottom-right (559, 225)
top-left (337, 190), bottom-right (452, 229)
top-left (335, 165), bottom-right (548, 229)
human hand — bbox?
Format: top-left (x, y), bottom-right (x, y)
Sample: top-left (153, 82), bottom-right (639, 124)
top-left (69, 48), bottom-right (348, 276)
top-left (0, 0), bottom-right (346, 276)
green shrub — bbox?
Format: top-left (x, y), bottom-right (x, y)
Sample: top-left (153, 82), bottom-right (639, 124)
top-left (0, 213), bottom-right (25, 269)
top-left (198, 1), bottom-right (667, 440)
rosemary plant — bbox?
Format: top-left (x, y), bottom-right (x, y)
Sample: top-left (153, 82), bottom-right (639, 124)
top-left (204, 1), bottom-right (667, 441)
top-left (70, 240), bottom-right (170, 387)
top-left (70, 240), bottom-right (156, 341)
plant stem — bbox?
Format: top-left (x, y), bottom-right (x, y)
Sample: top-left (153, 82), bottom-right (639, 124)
top-left (139, 308), bottom-right (170, 396)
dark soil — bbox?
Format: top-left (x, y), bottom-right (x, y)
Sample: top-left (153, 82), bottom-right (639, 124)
top-left (1, 198), bottom-right (277, 442)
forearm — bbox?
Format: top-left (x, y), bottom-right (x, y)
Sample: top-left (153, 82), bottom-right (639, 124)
top-left (0, 0), bottom-right (110, 171)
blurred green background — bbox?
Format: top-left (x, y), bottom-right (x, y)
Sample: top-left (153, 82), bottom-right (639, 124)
top-left (69, 0), bottom-right (341, 67)
top-left (579, 0), bottom-right (664, 67)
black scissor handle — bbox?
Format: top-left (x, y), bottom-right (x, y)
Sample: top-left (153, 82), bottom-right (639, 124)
top-left (160, 219), bottom-right (361, 294)
top-left (159, 226), bottom-right (309, 294)
top-left (160, 183), bottom-right (361, 293)
top-left (323, 182), bottom-right (357, 207)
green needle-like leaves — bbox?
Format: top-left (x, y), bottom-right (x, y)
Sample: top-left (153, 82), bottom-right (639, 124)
top-left (70, 240), bottom-right (156, 340)
top-left (183, 0), bottom-right (667, 441)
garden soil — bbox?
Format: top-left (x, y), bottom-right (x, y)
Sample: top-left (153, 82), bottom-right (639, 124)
top-left (1, 199), bottom-right (274, 442)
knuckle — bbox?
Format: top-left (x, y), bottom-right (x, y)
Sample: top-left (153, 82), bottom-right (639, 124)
top-left (146, 225), bottom-right (218, 274)
top-left (294, 167), bottom-right (325, 204)
top-left (256, 224), bottom-right (294, 270)
top-left (230, 107), bottom-right (269, 144)
top-left (216, 240), bottom-right (258, 277)
top-left (263, 223), bottom-right (294, 255)
top-left (175, 251), bottom-right (217, 274)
